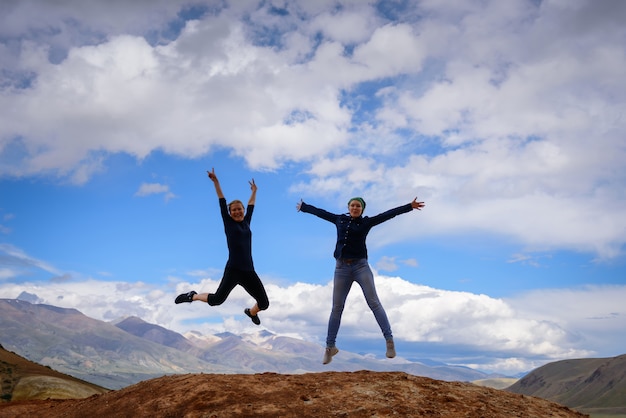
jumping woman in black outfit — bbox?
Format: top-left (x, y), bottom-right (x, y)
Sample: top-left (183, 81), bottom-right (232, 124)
top-left (175, 168), bottom-right (269, 325)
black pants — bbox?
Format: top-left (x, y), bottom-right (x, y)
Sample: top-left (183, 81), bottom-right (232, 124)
top-left (208, 267), bottom-right (269, 310)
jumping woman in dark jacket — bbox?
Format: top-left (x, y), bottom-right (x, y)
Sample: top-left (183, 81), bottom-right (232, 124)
top-left (175, 168), bottom-right (269, 326)
top-left (297, 196), bottom-right (424, 364)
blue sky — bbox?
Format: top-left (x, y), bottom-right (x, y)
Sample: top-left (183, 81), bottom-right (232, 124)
top-left (1, 0), bottom-right (625, 375)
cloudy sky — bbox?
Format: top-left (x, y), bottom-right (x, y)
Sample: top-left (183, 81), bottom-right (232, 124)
top-left (1, 0), bottom-right (625, 375)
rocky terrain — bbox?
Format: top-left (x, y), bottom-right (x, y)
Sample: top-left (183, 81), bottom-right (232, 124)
top-left (0, 370), bottom-right (588, 418)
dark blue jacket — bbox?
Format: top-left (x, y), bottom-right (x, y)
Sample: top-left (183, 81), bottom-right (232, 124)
top-left (219, 198), bottom-right (254, 271)
top-left (300, 202), bottom-right (413, 260)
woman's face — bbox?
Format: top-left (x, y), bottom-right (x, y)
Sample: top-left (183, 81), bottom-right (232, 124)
top-left (229, 202), bottom-right (245, 222)
top-left (348, 200), bottom-right (363, 218)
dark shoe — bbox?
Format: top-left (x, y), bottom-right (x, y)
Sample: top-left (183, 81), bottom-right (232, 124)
top-left (175, 291), bottom-right (197, 304)
top-left (245, 308), bottom-right (261, 325)
top-left (322, 346), bottom-right (339, 364)
top-left (386, 339), bottom-right (396, 358)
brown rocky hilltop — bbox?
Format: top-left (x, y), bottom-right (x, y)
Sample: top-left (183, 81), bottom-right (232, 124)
top-left (0, 370), bottom-right (587, 417)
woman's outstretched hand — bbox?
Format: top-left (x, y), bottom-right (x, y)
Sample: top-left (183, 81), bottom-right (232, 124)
top-left (207, 167), bottom-right (225, 198)
top-left (207, 168), bottom-right (218, 182)
top-left (411, 197), bottom-right (425, 210)
top-left (296, 199), bottom-right (303, 212)
top-left (249, 178), bottom-right (257, 192)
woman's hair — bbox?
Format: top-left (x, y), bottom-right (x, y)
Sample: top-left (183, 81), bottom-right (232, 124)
top-left (348, 197), bottom-right (366, 210)
top-left (228, 199), bottom-right (244, 213)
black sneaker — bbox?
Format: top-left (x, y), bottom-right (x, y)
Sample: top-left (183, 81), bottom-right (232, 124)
top-left (175, 291), bottom-right (197, 304)
top-left (244, 308), bottom-right (261, 325)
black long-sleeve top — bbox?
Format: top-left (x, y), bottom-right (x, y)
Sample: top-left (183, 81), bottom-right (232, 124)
top-left (300, 201), bottom-right (413, 260)
top-left (219, 197), bottom-right (255, 271)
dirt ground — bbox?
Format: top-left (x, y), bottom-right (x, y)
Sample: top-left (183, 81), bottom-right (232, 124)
top-left (0, 371), bottom-right (588, 417)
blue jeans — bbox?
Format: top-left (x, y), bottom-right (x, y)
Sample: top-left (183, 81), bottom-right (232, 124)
top-left (326, 258), bottom-right (393, 347)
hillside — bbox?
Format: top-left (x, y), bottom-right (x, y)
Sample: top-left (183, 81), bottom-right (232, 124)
top-left (0, 371), bottom-right (588, 418)
top-left (0, 344), bottom-right (108, 402)
top-left (507, 354), bottom-right (626, 416)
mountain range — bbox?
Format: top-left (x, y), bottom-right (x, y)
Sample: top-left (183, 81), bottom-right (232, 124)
top-left (0, 298), bottom-right (494, 389)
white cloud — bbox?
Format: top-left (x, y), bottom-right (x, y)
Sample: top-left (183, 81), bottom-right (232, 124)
top-left (0, 268), bottom-right (16, 281)
top-left (374, 256), bottom-right (417, 272)
top-left (1, 0), bottom-right (625, 258)
top-left (352, 23), bottom-right (426, 76)
top-left (0, 243), bottom-right (61, 277)
top-left (309, 5), bottom-right (381, 44)
top-left (402, 258), bottom-right (418, 267)
top-left (0, 0), bottom-right (191, 42)
top-left (134, 182), bottom-right (177, 201)
top-left (507, 285), bottom-right (626, 346)
top-left (375, 256), bottom-right (398, 272)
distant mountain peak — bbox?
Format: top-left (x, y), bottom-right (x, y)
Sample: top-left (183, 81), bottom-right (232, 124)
top-left (215, 331), bottom-right (239, 339)
top-left (115, 316), bottom-right (147, 326)
top-left (16, 291), bottom-right (42, 304)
